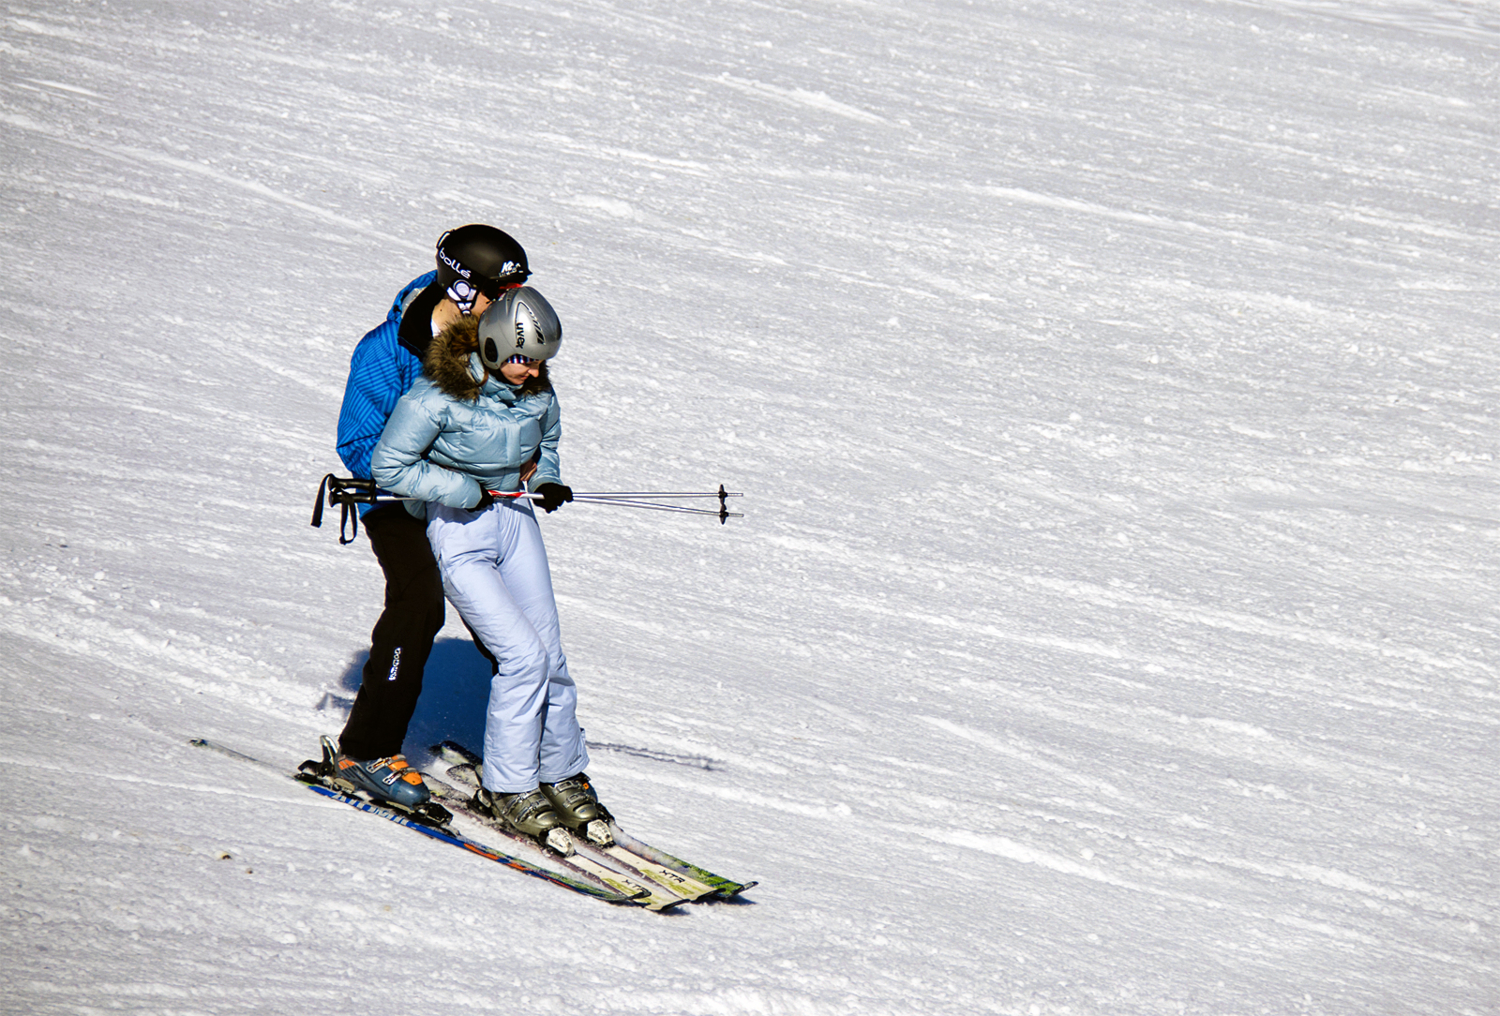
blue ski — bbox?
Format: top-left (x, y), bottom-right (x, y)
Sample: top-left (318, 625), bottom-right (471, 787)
top-left (189, 738), bottom-right (654, 906)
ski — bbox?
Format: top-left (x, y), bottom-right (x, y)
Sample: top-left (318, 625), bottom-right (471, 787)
top-left (418, 765), bottom-right (704, 911)
top-left (606, 821), bottom-right (758, 899)
top-left (428, 740), bottom-right (757, 902)
top-left (293, 736), bottom-right (683, 910)
top-left (188, 737), bottom-right (657, 907)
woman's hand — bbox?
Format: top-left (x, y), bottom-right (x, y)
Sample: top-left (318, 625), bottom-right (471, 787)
top-left (534, 483), bottom-right (573, 513)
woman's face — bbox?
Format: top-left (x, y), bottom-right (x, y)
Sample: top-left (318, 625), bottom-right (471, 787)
top-left (498, 358), bottom-right (542, 385)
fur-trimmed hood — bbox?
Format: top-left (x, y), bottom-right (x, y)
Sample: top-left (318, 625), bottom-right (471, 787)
top-left (370, 313), bottom-right (563, 515)
top-left (424, 315), bottom-right (551, 401)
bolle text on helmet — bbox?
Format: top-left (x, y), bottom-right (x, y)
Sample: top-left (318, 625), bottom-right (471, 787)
top-left (438, 247), bottom-right (472, 279)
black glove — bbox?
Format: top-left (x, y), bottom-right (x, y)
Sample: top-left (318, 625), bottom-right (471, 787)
top-left (469, 486), bottom-right (495, 513)
top-left (534, 482), bottom-right (573, 513)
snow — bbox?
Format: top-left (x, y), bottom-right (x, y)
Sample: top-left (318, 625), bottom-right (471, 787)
top-left (1, 0), bottom-right (1496, 1013)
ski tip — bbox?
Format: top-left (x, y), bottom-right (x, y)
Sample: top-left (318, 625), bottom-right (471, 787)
top-left (428, 740), bottom-right (483, 765)
top-left (189, 738), bottom-right (261, 766)
top-left (644, 895), bottom-right (690, 913)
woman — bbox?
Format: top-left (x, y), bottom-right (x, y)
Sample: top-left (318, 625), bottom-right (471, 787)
top-left (371, 287), bottom-right (603, 848)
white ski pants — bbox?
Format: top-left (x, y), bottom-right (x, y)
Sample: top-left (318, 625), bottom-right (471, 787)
top-left (425, 499), bottom-right (589, 793)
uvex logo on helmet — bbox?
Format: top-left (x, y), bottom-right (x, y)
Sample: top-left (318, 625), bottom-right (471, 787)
top-left (477, 287), bottom-right (562, 374)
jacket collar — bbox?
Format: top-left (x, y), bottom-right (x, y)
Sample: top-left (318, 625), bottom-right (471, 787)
top-left (397, 281), bottom-right (445, 360)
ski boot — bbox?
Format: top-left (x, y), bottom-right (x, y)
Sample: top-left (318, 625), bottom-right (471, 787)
top-left (473, 786), bottom-right (574, 855)
top-left (541, 772), bottom-right (614, 846)
top-left (299, 736), bottom-right (451, 826)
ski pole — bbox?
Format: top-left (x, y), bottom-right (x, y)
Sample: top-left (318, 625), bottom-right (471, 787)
top-left (506, 494), bottom-right (744, 520)
top-left (549, 491), bottom-right (744, 501)
top-left (314, 475), bottom-right (743, 542)
top-left (496, 485), bottom-right (744, 523)
top-left (327, 490), bottom-right (744, 521)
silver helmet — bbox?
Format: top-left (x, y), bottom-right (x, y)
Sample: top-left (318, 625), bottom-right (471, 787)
top-left (477, 286), bottom-right (562, 371)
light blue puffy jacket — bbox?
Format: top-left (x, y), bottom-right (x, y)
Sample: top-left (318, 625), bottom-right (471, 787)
top-left (370, 350), bottom-right (561, 516)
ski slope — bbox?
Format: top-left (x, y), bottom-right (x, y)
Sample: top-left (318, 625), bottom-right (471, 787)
top-left (1, 0), bottom-right (1496, 1013)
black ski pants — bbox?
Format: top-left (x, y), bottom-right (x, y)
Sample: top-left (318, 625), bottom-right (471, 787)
top-left (337, 503), bottom-right (446, 760)
top-left (337, 503), bottom-right (501, 760)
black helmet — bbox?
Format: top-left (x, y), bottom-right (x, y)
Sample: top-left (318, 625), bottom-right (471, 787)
top-left (477, 287), bottom-right (562, 372)
top-left (435, 224), bottom-right (530, 314)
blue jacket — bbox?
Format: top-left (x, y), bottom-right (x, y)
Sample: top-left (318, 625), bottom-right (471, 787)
top-left (336, 272), bottom-right (437, 487)
top-left (370, 348), bottom-right (562, 516)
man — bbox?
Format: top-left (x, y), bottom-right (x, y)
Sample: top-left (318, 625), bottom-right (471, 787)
top-left (329, 224), bottom-right (532, 808)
